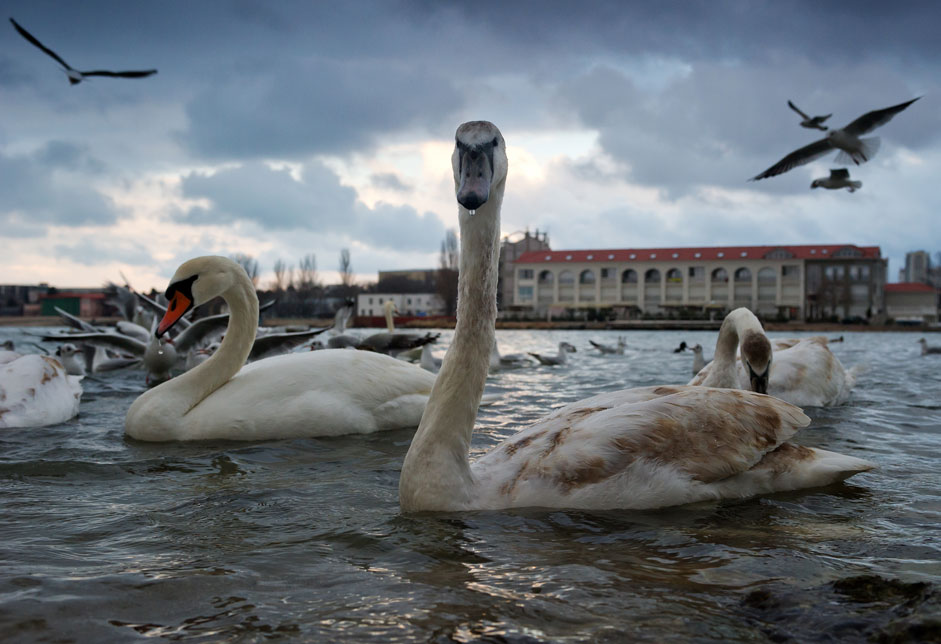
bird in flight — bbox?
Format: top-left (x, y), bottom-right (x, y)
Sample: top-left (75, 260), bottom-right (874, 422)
top-left (811, 168), bottom-right (862, 193)
top-left (10, 17), bottom-right (157, 85)
top-left (751, 97), bottom-right (921, 181)
top-left (787, 100), bottom-right (831, 131)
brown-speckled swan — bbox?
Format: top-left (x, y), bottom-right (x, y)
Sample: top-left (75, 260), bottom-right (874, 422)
top-left (398, 121), bottom-right (873, 512)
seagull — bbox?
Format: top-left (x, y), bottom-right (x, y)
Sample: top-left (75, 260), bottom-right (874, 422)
top-left (811, 168), bottom-right (862, 193)
top-left (10, 18), bottom-right (157, 85)
top-left (788, 100), bottom-right (832, 131)
top-left (751, 97), bottom-right (921, 181)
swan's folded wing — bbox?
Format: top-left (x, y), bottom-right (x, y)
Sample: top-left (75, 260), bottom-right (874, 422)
top-left (476, 387), bottom-right (810, 495)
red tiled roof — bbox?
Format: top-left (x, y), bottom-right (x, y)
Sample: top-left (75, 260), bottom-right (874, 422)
top-left (515, 244), bottom-right (881, 264)
top-left (885, 282), bottom-right (938, 293)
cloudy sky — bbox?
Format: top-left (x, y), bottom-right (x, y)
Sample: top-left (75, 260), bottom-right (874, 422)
top-left (2, 0), bottom-right (939, 291)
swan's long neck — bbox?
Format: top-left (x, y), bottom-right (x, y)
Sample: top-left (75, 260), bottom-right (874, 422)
top-left (400, 182), bottom-right (504, 511)
top-left (709, 309), bottom-right (762, 387)
top-left (164, 277), bottom-right (258, 416)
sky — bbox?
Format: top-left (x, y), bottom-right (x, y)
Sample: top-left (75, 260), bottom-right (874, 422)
top-left (1, 0), bottom-right (939, 292)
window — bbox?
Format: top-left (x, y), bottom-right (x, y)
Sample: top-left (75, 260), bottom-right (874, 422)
top-left (666, 268), bottom-right (682, 282)
top-left (407, 298), bottom-right (412, 305)
top-left (688, 266), bottom-right (705, 282)
top-left (608, 254), bottom-right (615, 260)
top-left (782, 265), bottom-right (800, 280)
top-left (558, 270), bottom-right (575, 284)
top-left (672, 253), bottom-right (679, 258)
top-left (734, 267), bottom-right (751, 282)
top-left (369, 297), bottom-right (374, 304)
top-left (518, 285), bottom-right (534, 301)
top-left (518, 268), bottom-right (534, 280)
top-left (586, 254), bottom-right (594, 260)
top-left (717, 252), bottom-right (725, 258)
top-left (765, 248), bottom-right (795, 259)
top-left (694, 252), bottom-right (702, 258)
top-left (565, 255), bottom-right (572, 260)
top-left (538, 270), bottom-right (554, 283)
top-left (757, 267), bottom-right (776, 283)
top-left (645, 269), bottom-right (661, 284)
top-left (858, 265), bottom-right (870, 280)
top-left (579, 269), bottom-right (595, 284)
top-left (711, 268), bottom-right (728, 283)
top-left (621, 269), bottom-right (638, 284)
top-left (835, 246), bottom-right (863, 258)
top-left (601, 268), bottom-right (612, 279)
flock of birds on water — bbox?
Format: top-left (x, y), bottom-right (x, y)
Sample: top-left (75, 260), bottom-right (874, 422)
top-left (2, 20), bottom-right (935, 511)
top-left (3, 121), bottom-right (940, 514)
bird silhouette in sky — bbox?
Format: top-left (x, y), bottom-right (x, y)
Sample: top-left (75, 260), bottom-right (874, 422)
top-left (10, 17), bottom-right (157, 85)
top-left (751, 97), bottom-right (921, 181)
top-left (787, 100), bottom-right (831, 131)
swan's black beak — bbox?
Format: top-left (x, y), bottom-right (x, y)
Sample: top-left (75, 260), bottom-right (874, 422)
top-left (748, 364), bottom-right (770, 395)
top-left (457, 145), bottom-right (493, 212)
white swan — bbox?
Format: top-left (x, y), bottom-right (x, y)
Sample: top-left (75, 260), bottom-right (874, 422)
top-left (0, 350), bottom-right (82, 428)
top-left (528, 341), bottom-right (577, 366)
top-left (125, 256), bottom-right (439, 441)
top-left (398, 121), bottom-right (873, 512)
top-left (690, 308), bottom-right (856, 407)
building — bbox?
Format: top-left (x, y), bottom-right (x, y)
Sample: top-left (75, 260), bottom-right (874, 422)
top-left (885, 282), bottom-right (939, 324)
top-left (0, 283), bottom-right (50, 316)
top-left (498, 229), bottom-right (551, 309)
top-left (357, 293), bottom-right (445, 317)
top-left (38, 291), bottom-right (111, 317)
top-left (508, 243), bottom-right (887, 321)
top-left (900, 250), bottom-right (931, 284)
top-left (376, 269), bottom-right (437, 293)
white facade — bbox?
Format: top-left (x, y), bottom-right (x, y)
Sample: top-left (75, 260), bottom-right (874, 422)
top-left (357, 293), bottom-right (445, 317)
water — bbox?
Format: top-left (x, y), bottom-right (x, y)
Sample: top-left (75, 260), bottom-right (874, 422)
top-left (1, 326), bottom-right (939, 642)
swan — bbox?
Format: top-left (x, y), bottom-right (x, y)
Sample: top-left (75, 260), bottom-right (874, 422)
top-left (398, 121), bottom-right (873, 512)
top-left (529, 342), bottom-right (577, 366)
top-left (589, 337), bottom-right (626, 354)
top-left (690, 308), bottom-right (856, 407)
top-left (919, 338), bottom-right (941, 355)
top-left (751, 97), bottom-right (921, 180)
top-left (787, 100), bottom-right (832, 131)
top-left (10, 17), bottom-right (157, 85)
top-left (125, 256), bottom-right (440, 441)
top-left (0, 349), bottom-right (82, 428)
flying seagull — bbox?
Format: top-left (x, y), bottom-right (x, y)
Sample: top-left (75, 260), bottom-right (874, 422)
top-left (787, 100), bottom-right (831, 131)
top-left (750, 97), bottom-right (921, 181)
top-left (811, 168), bottom-right (862, 193)
top-left (10, 17), bottom-right (157, 85)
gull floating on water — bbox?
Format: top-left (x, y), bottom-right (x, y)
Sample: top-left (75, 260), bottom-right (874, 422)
top-left (811, 168), bottom-right (862, 193)
top-left (10, 17), bottom-right (157, 85)
top-left (788, 100), bottom-right (832, 131)
top-left (751, 97), bottom-right (921, 181)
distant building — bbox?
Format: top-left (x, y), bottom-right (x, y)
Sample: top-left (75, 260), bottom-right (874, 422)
top-left (901, 250), bottom-right (931, 284)
top-left (376, 269), bottom-right (437, 293)
top-left (0, 283), bottom-right (50, 316)
top-left (357, 293), bottom-right (445, 317)
top-left (498, 229), bottom-right (551, 309)
top-left (38, 291), bottom-right (111, 318)
top-left (885, 282), bottom-right (939, 324)
top-left (507, 243), bottom-right (887, 322)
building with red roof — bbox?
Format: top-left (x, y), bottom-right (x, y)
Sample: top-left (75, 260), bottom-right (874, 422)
top-left (884, 282), bottom-right (939, 324)
top-left (506, 243), bottom-right (889, 322)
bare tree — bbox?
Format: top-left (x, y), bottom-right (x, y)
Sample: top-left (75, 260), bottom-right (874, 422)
top-left (272, 258), bottom-right (288, 292)
top-left (436, 228), bottom-right (460, 316)
top-left (231, 253), bottom-right (259, 287)
top-left (297, 253), bottom-right (319, 291)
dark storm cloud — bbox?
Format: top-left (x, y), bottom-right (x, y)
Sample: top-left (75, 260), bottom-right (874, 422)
top-left (0, 148), bottom-right (119, 232)
top-left (35, 141), bottom-right (106, 174)
top-left (177, 160), bottom-right (444, 252)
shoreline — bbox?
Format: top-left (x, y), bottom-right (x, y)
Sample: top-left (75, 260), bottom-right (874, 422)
top-left (2, 315), bottom-right (937, 333)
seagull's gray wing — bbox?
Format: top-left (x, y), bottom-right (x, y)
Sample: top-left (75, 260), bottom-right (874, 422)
top-left (843, 97), bottom-right (921, 137)
top-left (830, 168), bottom-right (850, 179)
top-left (750, 137), bottom-right (835, 181)
top-left (80, 69), bottom-right (157, 79)
top-left (9, 18), bottom-right (73, 70)
top-left (787, 100), bottom-right (810, 120)
top-left (171, 313), bottom-right (229, 353)
top-left (54, 306), bottom-right (100, 332)
top-left (248, 327), bottom-right (331, 362)
top-left (41, 331), bottom-right (147, 355)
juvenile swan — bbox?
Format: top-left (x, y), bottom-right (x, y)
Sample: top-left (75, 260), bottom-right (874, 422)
top-left (398, 122), bottom-right (873, 512)
top-left (125, 257), bottom-right (437, 441)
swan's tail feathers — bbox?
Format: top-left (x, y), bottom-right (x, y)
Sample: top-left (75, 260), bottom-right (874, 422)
top-left (836, 137), bottom-right (880, 165)
top-left (845, 363), bottom-right (867, 389)
top-left (752, 444), bottom-right (875, 492)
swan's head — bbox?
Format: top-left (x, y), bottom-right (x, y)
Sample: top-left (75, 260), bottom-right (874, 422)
top-left (453, 121), bottom-right (507, 213)
top-left (740, 330), bottom-right (772, 395)
top-left (157, 256), bottom-right (243, 337)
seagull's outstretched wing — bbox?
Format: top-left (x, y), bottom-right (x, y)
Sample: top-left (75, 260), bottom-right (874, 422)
top-left (9, 18), bottom-right (72, 70)
top-left (750, 138), bottom-right (835, 181)
top-left (787, 100), bottom-right (810, 120)
top-left (81, 69), bottom-right (157, 79)
top-left (843, 97), bottom-right (921, 137)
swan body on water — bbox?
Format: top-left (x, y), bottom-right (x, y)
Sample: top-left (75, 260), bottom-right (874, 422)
top-left (125, 256), bottom-right (437, 441)
top-left (398, 121), bottom-right (873, 513)
top-left (690, 308), bottom-right (856, 407)
top-left (0, 350), bottom-right (82, 428)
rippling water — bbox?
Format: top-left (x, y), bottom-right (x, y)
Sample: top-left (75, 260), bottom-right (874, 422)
top-left (1, 326), bottom-right (939, 642)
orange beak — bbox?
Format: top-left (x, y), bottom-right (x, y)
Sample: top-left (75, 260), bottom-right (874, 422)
top-left (157, 291), bottom-right (193, 337)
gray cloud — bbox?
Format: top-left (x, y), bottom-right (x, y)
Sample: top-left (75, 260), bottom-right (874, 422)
top-left (54, 239), bottom-right (155, 267)
top-left (370, 172), bottom-right (411, 192)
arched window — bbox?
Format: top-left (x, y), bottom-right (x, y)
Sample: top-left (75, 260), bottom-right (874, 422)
top-left (579, 269), bottom-right (595, 284)
top-left (757, 267), bottom-right (776, 283)
top-left (666, 268), bottom-right (682, 283)
top-left (644, 269), bottom-right (661, 284)
top-left (734, 267), bottom-right (751, 282)
top-left (538, 270), bottom-right (554, 284)
top-left (711, 268), bottom-right (728, 283)
top-left (621, 269), bottom-right (638, 284)
top-left (558, 270), bottom-right (575, 284)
